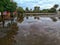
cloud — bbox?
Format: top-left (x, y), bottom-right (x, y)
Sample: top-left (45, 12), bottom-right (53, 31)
top-left (14, 0), bottom-right (60, 9)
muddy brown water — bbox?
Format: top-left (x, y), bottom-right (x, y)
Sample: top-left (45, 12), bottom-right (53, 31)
top-left (0, 16), bottom-right (60, 45)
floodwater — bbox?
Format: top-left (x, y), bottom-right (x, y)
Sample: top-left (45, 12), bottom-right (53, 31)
top-left (0, 16), bottom-right (60, 45)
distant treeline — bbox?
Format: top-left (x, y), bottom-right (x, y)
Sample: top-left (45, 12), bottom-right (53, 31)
top-left (17, 4), bottom-right (60, 13)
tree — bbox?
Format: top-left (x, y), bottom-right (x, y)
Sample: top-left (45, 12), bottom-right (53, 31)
top-left (52, 4), bottom-right (59, 13)
top-left (4, 1), bottom-right (17, 24)
top-left (6, 2), bottom-right (17, 12)
top-left (49, 8), bottom-right (56, 13)
top-left (29, 9), bottom-right (33, 13)
top-left (0, 0), bottom-right (17, 27)
top-left (33, 6), bottom-right (40, 13)
top-left (0, 1), bottom-right (3, 27)
top-left (41, 9), bottom-right (49, 13)
top-left (0, 0), bottom-right (10, 27)
top-left (48, 4), bottom-right (59, 13)
top-left (8, 2), bottom-right (17, 24)
top-left (25, 7), bottom-right (29, 12)
top-left (17, 7), bottom-right (24, 18)
top-left (17, 7), bottom-right (24, 13)
top-left (53, 4), bottom-right (59, 9)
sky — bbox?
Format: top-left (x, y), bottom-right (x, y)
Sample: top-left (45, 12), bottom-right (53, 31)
top-left (14, 0), bottom-right (60, 10)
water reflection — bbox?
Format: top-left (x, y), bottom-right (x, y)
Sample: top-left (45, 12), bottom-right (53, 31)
top-left (34, 17), bottom-right (36, 19)
top-left (50, 17), bottom-right (57, 22)
top-left (18, 16), bottom-right (59, 24)
top-left (17, 15), bottom-right (24, 23)
top-left (15, 19), bottom-right (60, 45)
top-left (0, 16), bottom-right (60, 45)
top-left (58, 17), bottom-right (60, 19)
top-left (0, 23), bottom-right (18, 45)
top-left (26, 17), bottom-right (29, 19)
top-left (34, 17), bottom-right (40, 20)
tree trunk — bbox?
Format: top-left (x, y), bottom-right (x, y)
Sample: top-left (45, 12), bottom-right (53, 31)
top-left (1, 12), bottom-right (5, 28)
top-left (17, 12), bottom-right (20, 20)
top-left (10, 12), bottom-right (13, 24)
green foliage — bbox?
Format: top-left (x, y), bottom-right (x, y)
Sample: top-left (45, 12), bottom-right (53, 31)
top-left (23, 4), bottom-right (59, 13)
top-left (0, 0), bottom-right (17, 12)
top-left (48, 4), bottom-right (59, 13)
top-left (0, 1), bottom-right (4, 12)
top-left (41, 9), bottom-right (49, 13)
top-left (6, 2), bottom-right (17, 12)
top-left (0, 0), bottom-right (17, 27)
top-left (0, 0), bottom-right (10, 12)
top-left (53, 4), bottom-right (59, 9)
top-left (33, 6), bottom-right (40, 13)
top-left (25, 7), bottom-right (29, 12)
top-left (33, 9), bottom-right (40, 13)
top-left (49, 8), bottom-right (56, 13)
top-left (17, 7), bottom-right (24, 13)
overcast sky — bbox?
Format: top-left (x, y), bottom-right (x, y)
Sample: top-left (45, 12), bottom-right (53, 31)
top-left (14, 0), bottom-right (60, 10)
